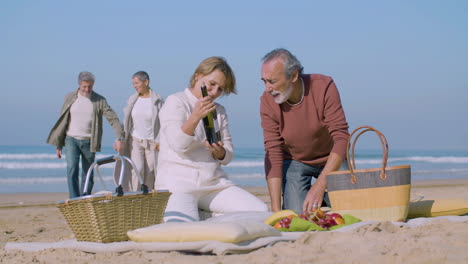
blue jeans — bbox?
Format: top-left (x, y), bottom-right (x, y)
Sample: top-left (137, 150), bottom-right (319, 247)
top-left (282, 160), bottom-right (348, 214)
top-left (65, 136), bottom-right (95, 198)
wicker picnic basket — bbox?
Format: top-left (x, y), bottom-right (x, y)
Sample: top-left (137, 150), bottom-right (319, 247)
top-left (57, 155), bottom-right (171, 243)
top-left (326, 126), bottom-right (411, 222)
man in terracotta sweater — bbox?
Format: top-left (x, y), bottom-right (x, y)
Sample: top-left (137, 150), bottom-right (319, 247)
top-left (260, 48), bottom-right (349, 213)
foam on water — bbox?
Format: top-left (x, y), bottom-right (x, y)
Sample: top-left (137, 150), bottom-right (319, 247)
top-left (227, 173), bottom-right (264, 179)
top-left (390, 156), bottom-right (468, 163)
top-left (2, 168), bottom-right (468, 185)
top-left (0, 153), bottom-right (116, 160)
top-left (0, 162), bottom-right (115, 169)
top-left (0, 154), bottom-right (58, 159)
top-left (0, 176), bottom-right (115, 184)
top-left (226, 161), bottom-right (264, 168)
top-left (0, 147), bottom-right (467, 192)
top-left (1, 156), bottom-right (468, 169)
top-left (348, 156), bottom-right (468, 165)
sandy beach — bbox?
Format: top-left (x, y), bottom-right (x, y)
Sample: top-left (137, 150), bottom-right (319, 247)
top-left (1, 179), bottom-right (468, 263)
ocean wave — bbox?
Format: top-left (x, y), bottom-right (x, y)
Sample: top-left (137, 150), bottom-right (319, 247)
top-left (1, 155), bottom-right (467, 170)
top-left (227, 173), bottom-right (265, 179)
top-left (1, 168), bottom-right (468, 185)
top-left (0, 153), bottom-right (58, 159)
top-left (0, 160), bottom-right (266, 170)
top-left (0, 162), bottom-right (115, 169)
top-left (0, 153), bottom-right (115, 160)
top-left (227, 156), bottom-right (468, 168)
top-left (0, 175), bottom-right (115, 184)
top-left (226, 161), bottom-right (264, 168)
top-left (0, 174), bottom-right (267, 184)
top-left (412, 168), bottom-right (468, 175)
top-left (227, 169), bottom-right (468, 179)
top-left (391, 156), bottom-right (468, 163)
top-left (351, 156), bottom-right (468, 165)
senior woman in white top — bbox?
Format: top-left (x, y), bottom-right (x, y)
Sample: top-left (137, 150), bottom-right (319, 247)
top-left (156, 57), bottom-right (268, 222)
top-left (116, 71), bottom-right (163, 191)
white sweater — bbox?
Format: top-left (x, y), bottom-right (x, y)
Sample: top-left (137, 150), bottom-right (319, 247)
top-left (66, 93), bottom-right (93, 139)
top-left (131, 97), bottom-right (154, 140)
top-left (155, 88), bottom-right (234, 192)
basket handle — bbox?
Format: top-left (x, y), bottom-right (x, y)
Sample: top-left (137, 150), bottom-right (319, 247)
top-left (82, 155), bottom-right (149, 196)
top-left (96, 156), bottom-right (116, 166)
top-left (346, 126), bottom-right (389, 184)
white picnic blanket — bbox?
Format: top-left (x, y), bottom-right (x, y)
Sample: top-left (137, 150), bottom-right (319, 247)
top-left (5, 214), bottom-right (468, 255)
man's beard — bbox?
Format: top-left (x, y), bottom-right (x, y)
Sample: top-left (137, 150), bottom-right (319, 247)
top-left (271, 83), bottom-right (294, 104)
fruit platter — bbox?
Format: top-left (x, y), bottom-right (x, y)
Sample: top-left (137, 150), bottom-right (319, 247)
top-left (264, 209), bottom-right (361, 231)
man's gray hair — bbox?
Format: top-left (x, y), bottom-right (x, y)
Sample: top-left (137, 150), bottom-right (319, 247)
top-left (78, 71), bottom-right (96, 84)
top-left (262, 48), bottom-right (304, 78)
top-left (132, 71), bottom-right (150, 82)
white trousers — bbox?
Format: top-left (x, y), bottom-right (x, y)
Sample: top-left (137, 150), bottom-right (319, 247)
top-left (164, 186), bottom-right (268, 222)
top-left (130, 138), bottom-right (157, 191)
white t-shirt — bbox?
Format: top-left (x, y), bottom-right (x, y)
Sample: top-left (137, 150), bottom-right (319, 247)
top-left (131, 97), bottom-right (154, 140)
top-left (67, 93), bottom-right (93, 139)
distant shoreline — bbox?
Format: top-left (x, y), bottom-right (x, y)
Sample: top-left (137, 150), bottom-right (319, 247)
top-left (1, 144), bottom-right (468, 151)
top-left (2, 178), bottom-right (467, 209)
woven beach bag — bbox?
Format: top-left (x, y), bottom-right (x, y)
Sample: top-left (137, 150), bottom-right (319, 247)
top-left (326, 126), bottom-right (411, 222)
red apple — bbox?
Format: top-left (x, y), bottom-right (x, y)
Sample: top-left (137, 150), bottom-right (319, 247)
top-left (323, 214), bottom-right (337, 226)
top-left (317, 218), bottom-right (331, 229)
top-left (328, 213), bottom-right (345, 225)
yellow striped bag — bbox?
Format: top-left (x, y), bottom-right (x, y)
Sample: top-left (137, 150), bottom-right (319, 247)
top-left (326, 126), bottom-right (411, 222)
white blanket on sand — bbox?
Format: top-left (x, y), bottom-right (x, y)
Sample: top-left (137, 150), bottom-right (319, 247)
top-left (5, 215), bottom-right (468, 255)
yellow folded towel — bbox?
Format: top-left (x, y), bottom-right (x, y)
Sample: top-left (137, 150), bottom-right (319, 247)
top-left (408, 199), bottom-right (468, 218)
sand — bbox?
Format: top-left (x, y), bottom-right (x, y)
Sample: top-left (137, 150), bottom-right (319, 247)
top-left (1, 179), bottom-right (468, 263)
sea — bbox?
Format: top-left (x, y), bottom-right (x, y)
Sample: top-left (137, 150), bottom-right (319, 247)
top-left (0, 145), bottom-right (467, 194)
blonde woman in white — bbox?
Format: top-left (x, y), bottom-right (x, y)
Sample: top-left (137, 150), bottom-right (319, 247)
top-left (117, 71), bottom-right (163, 191)
top-left (156, 57), bottom-right (268, 222)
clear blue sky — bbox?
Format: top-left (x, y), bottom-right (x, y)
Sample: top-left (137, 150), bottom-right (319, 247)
top-left (1, 0), bottom-right (467, 150)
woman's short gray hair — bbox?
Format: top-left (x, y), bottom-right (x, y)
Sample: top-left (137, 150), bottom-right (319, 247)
top-left (262, 48), bottom-right (304, 78)
top-left (78, 71), bottom-right (96, 84)
top-left (132, 71), bottom-right (150, 82)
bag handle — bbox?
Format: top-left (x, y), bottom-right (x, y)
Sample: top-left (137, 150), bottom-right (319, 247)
top-left (82, 155), bottom-right (148, 196)
top-left (350, 128), bottom-right (389, 171)
top-left (346, 126), bottom-right (389, 184)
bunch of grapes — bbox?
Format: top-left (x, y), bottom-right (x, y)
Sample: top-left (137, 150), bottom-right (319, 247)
top-left (312, 212), bottom-right (344, 229)
top-left (299, 210), bottom-right (345, 230)
top-left (298, 212), bottom-right (310, 221)
top-left (277, 216), bottom-right (293, 228)
top-left (315, 215), bottom-right (336, 229)
top-left (272, 209), bottom-right (345, 230)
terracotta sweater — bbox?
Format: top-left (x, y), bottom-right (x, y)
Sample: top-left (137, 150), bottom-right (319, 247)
top-left (260, 74), bottom-right (349, 179)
